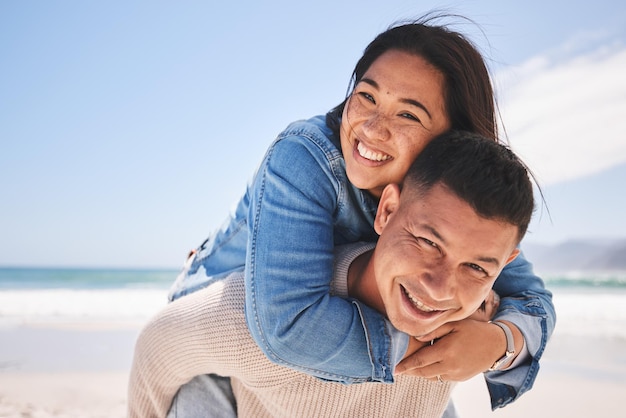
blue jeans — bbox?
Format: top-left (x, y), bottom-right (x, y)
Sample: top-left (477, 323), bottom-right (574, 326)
top-left (168, 374), bottom-right (459, 418)
top-left (166, 375), bottom-right (236, 418)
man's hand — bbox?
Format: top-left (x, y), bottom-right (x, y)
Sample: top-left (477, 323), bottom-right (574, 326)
top-left (395, 319), bottom-right (518, 381)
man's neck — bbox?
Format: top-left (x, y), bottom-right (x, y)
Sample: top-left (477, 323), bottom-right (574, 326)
top-left (347, 249), bottom-right (385, 315)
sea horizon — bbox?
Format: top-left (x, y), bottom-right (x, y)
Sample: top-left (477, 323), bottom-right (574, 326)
top-left (1, 266), bottom-right (625, 340)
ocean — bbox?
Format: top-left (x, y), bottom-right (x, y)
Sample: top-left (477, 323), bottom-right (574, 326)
top-left (0, 267), bottom-right (175, 328)
top-left (1, 267), bottom-right (625, 340)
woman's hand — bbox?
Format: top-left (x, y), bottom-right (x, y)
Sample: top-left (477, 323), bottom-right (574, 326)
top-left (396, 319), bottom-right (507, 380)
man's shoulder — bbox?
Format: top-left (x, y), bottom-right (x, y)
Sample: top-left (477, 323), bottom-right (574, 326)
top-left (201, 271), bottom-right (247, 319)
top-left (331, 242), bottom-right (376, 297)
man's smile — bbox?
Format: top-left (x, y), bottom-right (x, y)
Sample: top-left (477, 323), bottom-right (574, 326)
top-left (402, 285), bottom-right (437, 312)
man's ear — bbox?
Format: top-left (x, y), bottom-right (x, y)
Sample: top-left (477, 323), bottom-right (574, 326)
top-left (504, 248), bottom-right (521, 265)
top-left (374, 183), bottom-right (401, 235)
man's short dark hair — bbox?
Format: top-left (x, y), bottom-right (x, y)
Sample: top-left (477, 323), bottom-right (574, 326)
top-left (404, 130), bottom-right (535, 242)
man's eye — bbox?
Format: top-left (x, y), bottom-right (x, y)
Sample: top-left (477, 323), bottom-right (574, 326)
top-left (420, 237), bottom-right (438, 248)
top-left (467, 263), bottom-right (486, 274)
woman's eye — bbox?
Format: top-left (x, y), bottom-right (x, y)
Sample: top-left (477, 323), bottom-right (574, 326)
top-left (358, 92), bottom-right (375, 103)
top-left (400, 112), bottom-right (421, 123)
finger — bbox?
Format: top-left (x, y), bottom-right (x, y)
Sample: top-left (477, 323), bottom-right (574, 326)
top-left (395, 344), bottom-right (441, 375)
top-left (398, 362), bottom-right (446, 379)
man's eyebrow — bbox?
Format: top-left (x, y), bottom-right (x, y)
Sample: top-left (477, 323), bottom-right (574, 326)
top-left (359, 77), bottom-right (433, 119)
top-left (475, 256), bottom-right (501, 269)
top-left (422, 224), bottom-right (502, 269)
top-left (422, 225), bottom-right (446, 245)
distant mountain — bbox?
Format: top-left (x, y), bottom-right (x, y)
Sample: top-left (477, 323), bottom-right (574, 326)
top-left (521, 238), bottom-right (626, 273)
top-left (523, 161), bottom-right (626, 247)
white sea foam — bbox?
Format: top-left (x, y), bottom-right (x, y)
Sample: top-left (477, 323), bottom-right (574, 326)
top-left (0, 288), bottom-right (168, 328)
top-left (2, 287), bottom-right (625, 339)
top-left (552, 291), bottom-right (626, 339)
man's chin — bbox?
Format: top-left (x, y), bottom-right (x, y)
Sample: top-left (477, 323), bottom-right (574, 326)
top-left (400, 324), bottom-right (437, 339)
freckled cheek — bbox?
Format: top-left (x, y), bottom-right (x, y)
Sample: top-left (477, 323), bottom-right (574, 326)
top-left (387, 159), bottom-right (414, 184)
top-left (344, 98), bottom-right (371, 123)
top-left (397, 136), bottom-right (430, 160)
top-left (339, 117), bottom-right (352, 140)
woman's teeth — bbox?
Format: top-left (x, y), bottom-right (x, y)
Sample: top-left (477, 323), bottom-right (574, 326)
top-left (357, 142), bottom-right (391, 162)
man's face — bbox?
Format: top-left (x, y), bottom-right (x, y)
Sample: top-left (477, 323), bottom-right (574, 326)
top-left (372, 183), bottom-right (520, 337)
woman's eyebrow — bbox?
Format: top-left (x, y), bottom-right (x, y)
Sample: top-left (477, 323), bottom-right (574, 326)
top-left (359, 77), bottom-right (433, 119)
top-left (401, 97), bottom-right (432, 120)
top-left (359, 77), bottom-right (380, 90)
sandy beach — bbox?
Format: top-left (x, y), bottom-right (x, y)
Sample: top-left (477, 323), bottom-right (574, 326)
top-left (454, 334), bottom-right (626, 417)
top-left (0, 323), bottom-right (138, 417)
top-left (1, 320), bottom-right (625, 418)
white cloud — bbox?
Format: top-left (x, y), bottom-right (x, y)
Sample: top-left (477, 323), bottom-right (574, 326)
top-left (496, 40), bottom-right (626, 185)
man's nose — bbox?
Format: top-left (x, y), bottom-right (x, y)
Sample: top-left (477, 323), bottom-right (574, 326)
top-left (421, 263), bottom-right (456, 300)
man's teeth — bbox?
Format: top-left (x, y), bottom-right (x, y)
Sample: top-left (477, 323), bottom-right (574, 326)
top-left (404, 288), bottom-right (436, 312)
top-left (357, 142), bottom-right (391, 162)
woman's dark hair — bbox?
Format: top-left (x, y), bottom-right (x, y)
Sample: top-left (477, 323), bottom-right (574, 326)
top-left (404, 130), bottom-right (534, 242)
top-left (326, 14), bottom-right (498, 141)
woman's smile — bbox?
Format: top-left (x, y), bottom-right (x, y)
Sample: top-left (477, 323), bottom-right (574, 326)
top-left (356, 140), bottom-right (392, 162)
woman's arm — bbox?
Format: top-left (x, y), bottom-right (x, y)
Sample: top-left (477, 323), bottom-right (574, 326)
top-left (244, 133), bottom-right (401, 383)
top-left (485, 250), bottom-right (555, 408)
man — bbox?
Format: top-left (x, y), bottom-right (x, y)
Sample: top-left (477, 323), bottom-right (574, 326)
top-left (128, 130), bottom-right (534, 418)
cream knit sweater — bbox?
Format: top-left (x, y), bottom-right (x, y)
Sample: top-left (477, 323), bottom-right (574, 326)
top-left (128, 244), bottom-right (452, 417)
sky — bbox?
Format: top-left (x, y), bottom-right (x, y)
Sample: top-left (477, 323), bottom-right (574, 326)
top-left (1, 1), bottom-right (625, 268)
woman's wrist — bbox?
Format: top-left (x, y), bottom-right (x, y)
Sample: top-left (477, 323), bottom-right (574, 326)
top-left (488, 320), bottom-right (524, 370)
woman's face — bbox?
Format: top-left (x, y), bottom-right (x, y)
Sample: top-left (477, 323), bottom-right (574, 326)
top-left (340, 50), bottom-right (451, 198)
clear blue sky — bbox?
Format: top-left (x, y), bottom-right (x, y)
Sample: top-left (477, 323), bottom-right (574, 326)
top-left (2, 1), bottom-right (625, 268)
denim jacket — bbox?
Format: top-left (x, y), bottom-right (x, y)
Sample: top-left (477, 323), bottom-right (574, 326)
top-left (168, 115), bottom-right (555, 409)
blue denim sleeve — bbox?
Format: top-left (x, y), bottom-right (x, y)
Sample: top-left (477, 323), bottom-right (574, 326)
top-left (244, 135), bottom-right (397, 383)
top-left (486, 250), bottom-right (556, 409)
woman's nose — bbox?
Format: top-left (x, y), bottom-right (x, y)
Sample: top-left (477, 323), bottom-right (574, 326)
top-left (362, 112), bottom-right (392, 142)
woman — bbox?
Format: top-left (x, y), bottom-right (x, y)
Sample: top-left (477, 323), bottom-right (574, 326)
top-left (138, 15), bottom-right (554, 416)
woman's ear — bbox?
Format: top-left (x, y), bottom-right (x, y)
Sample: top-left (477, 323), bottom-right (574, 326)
top-left (374, 183), bottom-right (401, 235)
